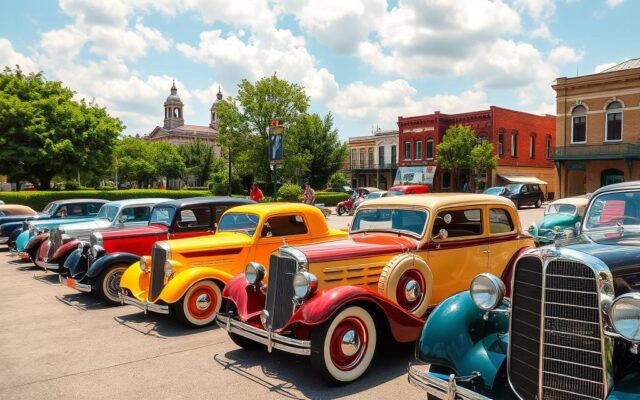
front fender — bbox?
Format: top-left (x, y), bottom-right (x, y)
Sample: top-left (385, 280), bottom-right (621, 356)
top-left (86, 252), bottom-right (140, 279)
top-left (65, 249), bottom-right (88, 279)
top-left (51, 239), bottom-right (80, 261)
top-left (222, 274), bottom-right (266, 321)
top-left (120, 262), bottom-right (149, 301)
top-left (157, 267), bottom-right (234, 304)
top-left (1, 222), bottom-right (22, 237)
top-left (24, 233), bottom-right (48, 253)
top-left (416, 291), bottom-right (509, 390)
top-left (284, 285), bottom-right (425, 343)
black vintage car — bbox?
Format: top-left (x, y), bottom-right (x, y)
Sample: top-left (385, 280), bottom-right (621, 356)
top-left (408, 180), bottom-right (640, 400)
top-left (503, 182), bottom-right (544, 209)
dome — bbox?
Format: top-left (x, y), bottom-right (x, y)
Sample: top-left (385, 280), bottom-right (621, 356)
top-left (210, 86), bottom-right (223, 111)
top-left (165, 80), bottom-right (183, 104)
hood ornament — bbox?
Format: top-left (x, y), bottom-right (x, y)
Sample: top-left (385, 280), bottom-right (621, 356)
top-left (282, 237), bottom-right (288, 247)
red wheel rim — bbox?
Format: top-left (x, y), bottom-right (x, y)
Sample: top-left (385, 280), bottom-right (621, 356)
top-left (329, 316), bottom-right (368, 371)
top-left (187, 286), bottom-right (217, 320)
top-left (396, 269), bottom-right (425, 312)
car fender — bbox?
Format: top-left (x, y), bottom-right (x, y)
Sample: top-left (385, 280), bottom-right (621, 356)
top-left (282, 285), bottom-right (425, 343)
top-left (51, 239), bottom-right (80, 261)
top-left (415, 291), bottom-right (509, 390)
top-left (65, 248), bottom-right (88, 279)
top-left (86, 252), bottom-right (141, 279)
top-left (1, 221), bottom-right (22, 237)
top-left (157, 267), bottom-right (234, 304)
top-left (8, 227), bottom-right (24, 246)
top-left (24, 232), bottom-right (48, 253)
top-left (222, 274), bottom-right (266, 320)
top-left (501, 246), bottom-right (531, 298)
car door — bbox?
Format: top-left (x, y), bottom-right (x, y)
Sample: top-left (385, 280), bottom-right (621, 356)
top-left (487, 206), bottom-right (520, 277)
top-left (426, 206), bottom-right (490, 306)
top-left (118, 205), bottom-right (153, 228)
top-left (169, 206), bottom-right (216, 240)
top-left (253, 213), bottom-right (310, 266)
top-left (519, 184), bottom-right (530, 206)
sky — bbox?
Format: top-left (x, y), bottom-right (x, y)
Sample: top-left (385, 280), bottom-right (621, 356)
top-left (0, 0), bottom-right (637, 141)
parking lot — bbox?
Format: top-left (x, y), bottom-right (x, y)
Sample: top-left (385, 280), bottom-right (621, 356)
top-left (0, 207), bottom-right (544, 400)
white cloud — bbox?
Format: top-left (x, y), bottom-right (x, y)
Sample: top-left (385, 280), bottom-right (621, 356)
top-left (183, 0), bottom-right (275, 30)
top-left (0, 38), bottom-right (38, 72)
top-left (513, 0), bottom-right (557, 20)
top-left (594, 61), bottom-right (618, 73)
top-left (548, 45), bottom-right (584, 64)
top-left (530, 23), bottom-right (559, 43)
top-left (605, 0), bottom-right (624, 7)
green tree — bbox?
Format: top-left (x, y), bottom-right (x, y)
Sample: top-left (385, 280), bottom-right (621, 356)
top-left (328, 171), bottom-right (348, 187)
top-left (0, 67), bottom-right (123, 189)
top-left (471, 139), bottom-right (499, 188)
top-left (177, 139), bottom-right (214, 186)
top-left (114, 137), bottom-right (156, 188)
top-left (150, 141), bottom-right (186, 182)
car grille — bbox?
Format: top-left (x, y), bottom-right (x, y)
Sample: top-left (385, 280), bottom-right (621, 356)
top-left (509, 257), bottom-right (605, 400)
top-left (48, 228), bottom-right (63, 259)
top-left (148, 244), bottom-right (167, 302)
top-left (264, 253), bottom-right (298, 330)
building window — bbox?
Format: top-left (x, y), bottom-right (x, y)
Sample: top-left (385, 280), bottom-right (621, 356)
top-left (605, 101), bottom-right (622, 142)
top-left (546, 135), bottom-right (552, 159)
top-left (415, 140), bottom-right (423, 160)
top-left (359, 149), bottom-right (365, 168)
top-left (368, 148), bottom-right (374, 167)
top-left (442, 172), bottom-right (451, 190)
top-left (426, 139), bottom-right (434, 160)
top-left (404, 141), bottom-right (411, 160)
top-left (498, 130), bottom-right (504, 156)
top-left (511, 133), bottom-right (518, 157)
top-left (350, 149), bottom-right (356, 169)
top-left (391, 145), bottom-right (397, 165)
top-left (529, 134), bottom-right (535, 159)
top-left (378, 146), bottom-right (385, 167)
top-left (571, 105), bottom-right (587, 143)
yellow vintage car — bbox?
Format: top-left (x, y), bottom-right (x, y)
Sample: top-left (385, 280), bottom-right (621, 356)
top-left (219, 194), bottom-right (535, 383)
top-left (119, 203), bottom-right (347, 327)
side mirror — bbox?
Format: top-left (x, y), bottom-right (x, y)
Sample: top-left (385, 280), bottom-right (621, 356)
top-left (433, 228), bottom-right (448, 240)
top-left (574, 221), bottom-right (581, 233)
top-left (118, 215), bottom-right (128, 224)
top-left (443, 214), bottom-right (452, 224)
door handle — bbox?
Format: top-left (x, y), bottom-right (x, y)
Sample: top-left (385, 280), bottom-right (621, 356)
top-left (480, 249), bottom-right (492, 254)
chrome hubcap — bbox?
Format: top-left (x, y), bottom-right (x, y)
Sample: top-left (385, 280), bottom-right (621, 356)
top-left (340, 329), bottom-right (361, 357)
top-left (404, 279), bottom-right (421, 302)
top-left (196, 293), bottom-right (211, 310)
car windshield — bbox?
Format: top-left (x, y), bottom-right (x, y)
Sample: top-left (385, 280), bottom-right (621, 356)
top-left (217, 213), bottom-right (260, 236)
top-left (585, 191), bottom-right (640, 230)
top-left (366, 192), bottom-right (382, 200)
top-left (42, 202), bottom-right (57, 215)
top-left (388, 190), bottom-right (404, 196)
top-left (506, 184), bottom-right (523, 193)
top-left (96, 205), bottom-right (118, 222)
top-left (351, 208), bottom-right (428, 237)
top-left (149, 207), bottom-right (176, 226)
top-left (484, 187), bottom-right (504, 195)
top-left (546, 204), bottom-right (577, 215)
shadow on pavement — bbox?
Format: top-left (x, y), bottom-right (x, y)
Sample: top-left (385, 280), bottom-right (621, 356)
top-left (213, 340), bottom-right (414, 399)
top-left (113, 311), bottom-right (218, 339)
top-left (32, 272), bottom-right (62, 285)
top-left (55, 292), bottom-right (111, 311)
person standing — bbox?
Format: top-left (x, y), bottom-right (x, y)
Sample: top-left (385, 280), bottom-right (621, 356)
top-left (249, 183), bottom-right (264, 202)
top-left (303, 182), bottom-right (315, 205)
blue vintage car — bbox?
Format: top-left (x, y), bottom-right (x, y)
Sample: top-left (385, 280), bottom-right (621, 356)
top-left (408, 181), bottom-right (640, 400)
top-left (527, 195), bottom-right (589, 245)
top-left (1, 199), bottom-right (107, 249)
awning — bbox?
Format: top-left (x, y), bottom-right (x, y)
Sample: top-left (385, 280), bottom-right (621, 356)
top-left (498, 175), bottom-right (548, 185)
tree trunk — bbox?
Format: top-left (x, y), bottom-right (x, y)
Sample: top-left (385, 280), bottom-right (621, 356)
top-left (37, 173), bottom-right (54, 190)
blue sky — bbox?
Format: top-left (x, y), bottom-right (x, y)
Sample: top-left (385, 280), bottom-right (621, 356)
top-left (0, 0), bottom-right (637, 141)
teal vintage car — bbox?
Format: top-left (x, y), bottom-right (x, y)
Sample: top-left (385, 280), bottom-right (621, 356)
top-left (527, 195), bottom-right (588, 245)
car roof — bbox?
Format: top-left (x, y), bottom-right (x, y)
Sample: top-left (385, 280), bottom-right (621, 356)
top-left (154, 196), bottom-right (255, 208)
top-left (103, 198), bottom-right (172, 207)
top-left (53, 199), bottom-right (108, 205)
top-left (549, 196), bottom-right (589, 207)
top-left (360, 193), bottom-right (516, 210)
top-left (592, 180), bottom-right (640, 196)
top-left (221, 202), bottom-right (330, 235)
top-left (389, 185), bottom-right (429, 190)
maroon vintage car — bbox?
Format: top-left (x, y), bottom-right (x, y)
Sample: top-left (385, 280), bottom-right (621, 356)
top-left (60, 197), bottom-right (254, 305)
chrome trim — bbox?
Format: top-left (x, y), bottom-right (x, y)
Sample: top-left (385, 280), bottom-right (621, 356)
top-left (0, 236), bottom-right (8, 244)
top-left (407, 363), bottom-right (491, 400)
top-left (217, 314), bottom-right (310, 356)
top-left (609, 292), bottom-right (640, 343)
top-left (155, 241), bottom-right (171, 261)
top-left (58, 275), bottom-right (92, 293)
top-left (120, 294), bottom-right (169, 314)
top-left (276, 246), bottom-right (307, 271)
top-left (43, 262), bottom-right (60, 271)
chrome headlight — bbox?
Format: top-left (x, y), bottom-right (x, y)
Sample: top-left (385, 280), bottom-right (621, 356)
top-left (610, 293), bottom-right (640, 342)
top-left (164, 260), bottom-right (173, 277)
top-left (552, 225), bottom-right (561, 233)
top-left (139, 257), bottom-right (147, 272)
top-left (293, 272), bottom-right (318, 300)
top-left (245, 262), bottom-right (266, 285)
top-left (470, 273), bottom-right (505, 311)
top-left (90, 232), bottom-right (103, 247)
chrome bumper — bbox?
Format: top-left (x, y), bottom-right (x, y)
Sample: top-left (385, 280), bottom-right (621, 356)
top-left (217, 314), bottom-right (311, 356)
top-left (0, 236), bottom-right (8, 244)
top-left (58, 275), bottom-right (92, 293)
top-left (120, 294), bottom-right (169, 314)
top-left (43, 262), bottom-right (60, 271)
top-left (407, 363), bottom-right (490, 400)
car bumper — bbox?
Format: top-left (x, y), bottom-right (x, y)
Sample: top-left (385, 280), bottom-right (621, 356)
top-left (407, 363), bottom-right (491, 400)
top-left (217, 314), bottom-right (311, 356)
top-left (0, 236), bottom-right (8, 244)
top-left (58, 275), bottom-right (92, 293)
top-left (120, 293), bottom-right (169, 314)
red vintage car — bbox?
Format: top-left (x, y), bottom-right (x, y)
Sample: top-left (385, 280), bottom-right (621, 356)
top-left (59, 197), bottom-right (254, 305)
top-left (387, 184), bottom-right (431, 195)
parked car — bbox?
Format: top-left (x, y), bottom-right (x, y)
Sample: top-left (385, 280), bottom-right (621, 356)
top-left (408, 181), bottom-right (640, 400)
top-left (118, 203), bottom-right (348, 327)
top-left (527, 195), bottom-right (589, 245)
top-left (0, 205), bottom-right (36, 219)
top-left (387, 184), bottom-right (431, 196)
top-left (336, 187), bottom-right (380, 216)
top-left (324, 186), bottom-right (354, 195)
top-left (350, 190), bottom-right (388, 215)
top-left (217, 194), bottom-right (533, 383)
top-left (26, 198), bottom-right (169, 271)
top-left (60, 197), bottom-right (254, 305)
top-left (503, 182), bottom-right (544, 208)
top-left (1, 199), bottom-right (107, 249)
top-left (483, 186), bottom-right (507, 196)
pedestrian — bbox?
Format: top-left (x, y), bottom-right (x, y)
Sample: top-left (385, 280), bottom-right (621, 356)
top-left (303, 181), bottom-right (315, 205)
top-left (249, 183), bottom-right (264, 202)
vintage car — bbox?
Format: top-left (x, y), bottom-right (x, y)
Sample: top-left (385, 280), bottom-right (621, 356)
top-left (60, 197), bottom-right (254, 305)
top-left (387, 184), bottom-right (431, 196)
top-left (408, 181), bottom-right (640, 400)
top-left (217, 194), bottom-right (533, 383)
top-left (502, 182), bottom-right (545, 209)
top-left (27, 198), bottom-right (169, 271)
top-left (0, 199), bottom-right (107, 248)
top-left (0, 204), bottom-right (36, 217)
top-left (336, 187), bottom-right (380, 216)
top-left (119, 203), bottom-right (347, 328)
top-left (527, 195), bottom-right (589, 245)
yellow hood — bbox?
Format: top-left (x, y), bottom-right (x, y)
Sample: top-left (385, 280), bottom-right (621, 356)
top-left (164, 231), bottom-right (253, 254)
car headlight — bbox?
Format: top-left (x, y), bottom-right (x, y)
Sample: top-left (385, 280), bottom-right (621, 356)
top-left (164, 260), bottom-right (173, 277)
top-left (90, 232), bottom-right (103, 247)
top-left (610, 293), bottom-right (640, 342)
top-left (139, 257), bottom-right (147, 272)
top-left (245, 262), bottom-right (265, 285)
top-left (293, 272), bottom-right (318, 300)
top-left (470, 273), bottom-right (505, 311)
top-left (552, 226), bottom-right (562, 233)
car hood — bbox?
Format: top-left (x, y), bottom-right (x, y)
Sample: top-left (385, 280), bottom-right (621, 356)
top-left (166, 231), bottom-right (252, 253)
top-left (101, 224), bottom-right (169, 240)
top-left (292, 233), bottom-right (418, 263)
top-left (539, 214), bottom-right (577, 230)
top-left (0, 214), bottom-right (45, 225)
top-left (29, 217), bottom-right (97, 229)
top-left (58, 219), bottom-right (112, 235)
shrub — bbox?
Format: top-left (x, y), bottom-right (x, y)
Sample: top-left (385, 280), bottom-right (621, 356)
top-left (63, 180), bottom-right (81, 190)
top-left (327, 171), bottom-right (348, 188)
top-left (277, 183), bottom-right (303, 202)
top-left (314, 192), bottom-right (349, 206)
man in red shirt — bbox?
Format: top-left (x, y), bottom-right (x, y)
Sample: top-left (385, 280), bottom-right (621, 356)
top-left (249, 183), bottom-right (264, 202)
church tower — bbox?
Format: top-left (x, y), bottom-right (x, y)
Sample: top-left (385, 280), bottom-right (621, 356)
top-left (209, 86), bottom-right (223, 129)
top-left (164, 80), bottom-right (184, 129)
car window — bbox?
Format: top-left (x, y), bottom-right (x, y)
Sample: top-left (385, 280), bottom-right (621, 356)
top-left (261, 215), bottom-right (308, 237)
top-left (86, 203), bottom-right (102, 215)
top-left (521, 185), bottom-right (528, 193)
top-left (532, 184), bottom-right (540, 192)
top-left (177, 207), bottom-right (212, 229)
top-left (352, 208), bottom-right (428, 236)
top-left (489, 208), bottom-right (514, 234)
top-left (121, 206), bottom-right (151, 222)
top-left (67, 205), bottom-right (83, 216)
top-left (149, 206), bottom-right (175, 226)
top-left (432, 208), bottom-right (483, 238)
top-left (215, 206), bottom-right (228, 223)
top-left (546, 204), bottom-right (577, 215)
top-left (585, 191), bottom-right (640, 229)
top-left (218, 213), bottom-right (259, 236)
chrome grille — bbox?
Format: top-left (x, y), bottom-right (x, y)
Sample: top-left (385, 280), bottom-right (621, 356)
top-left (509, 257), bottom-right (605, 400)
top-left (148, 244), bottom-right (167, 302)
top-left (48, 228), bottom-right (63, 259)
top-left (264, 253), bottom-right (298, 330)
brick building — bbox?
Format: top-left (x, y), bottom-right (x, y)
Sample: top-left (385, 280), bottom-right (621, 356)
top-left (343, 129), bottom-right (399, 189)
top-left (397, 106), bottom-right (557, 195)
top-left (552, 59), bottom-right (640, 198)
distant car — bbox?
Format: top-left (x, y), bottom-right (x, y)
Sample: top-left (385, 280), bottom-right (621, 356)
top-left (20, 183), bottom-right (35, 191)
top-left (483, 186), bottom-right (507, 196)
top-left (527, 195), bottom-right (589, 245)
top-left (324, 186), bottom-right (354, 195)
top-left (387, 184), bottom-right (431, 196)
top-left (350, 190), bottom-right (388, 214)
top-left (336, 187), bottom-right (380, 216)
top-left (503, 182), bottom-right (544, 209)
top-left (0, 205), bottom-right (36, 218)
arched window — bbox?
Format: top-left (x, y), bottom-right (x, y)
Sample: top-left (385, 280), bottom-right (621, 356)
top-left (572, 105), bottom-right (587, 143)
top-left (415, 140), bottom-right (423, 159)
top-left (426, 139), bottom-right (434, 159)
top-left (605, 101), bottom-right (622, 141)
top-left (601, 168), bottom-right (624, 186)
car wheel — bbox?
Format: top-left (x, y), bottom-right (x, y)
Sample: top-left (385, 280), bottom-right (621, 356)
top-left (96, 264), bottom-right (127, 306)
top-left (310, 306), bottom-right (377, 384)
top-left (337, 205), bottom-right (346, 216)
top-left (228, 332), bottom-right (262, 350)
top-left (535, 198), bottom-right (542, 208)
top-left (378, 253), bottom-right (432, 317)
top-left (172, 280), bottom-right (222, 328)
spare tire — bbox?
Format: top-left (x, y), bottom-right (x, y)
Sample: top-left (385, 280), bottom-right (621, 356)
top-left (378, 253), bottom-right (432, 317)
